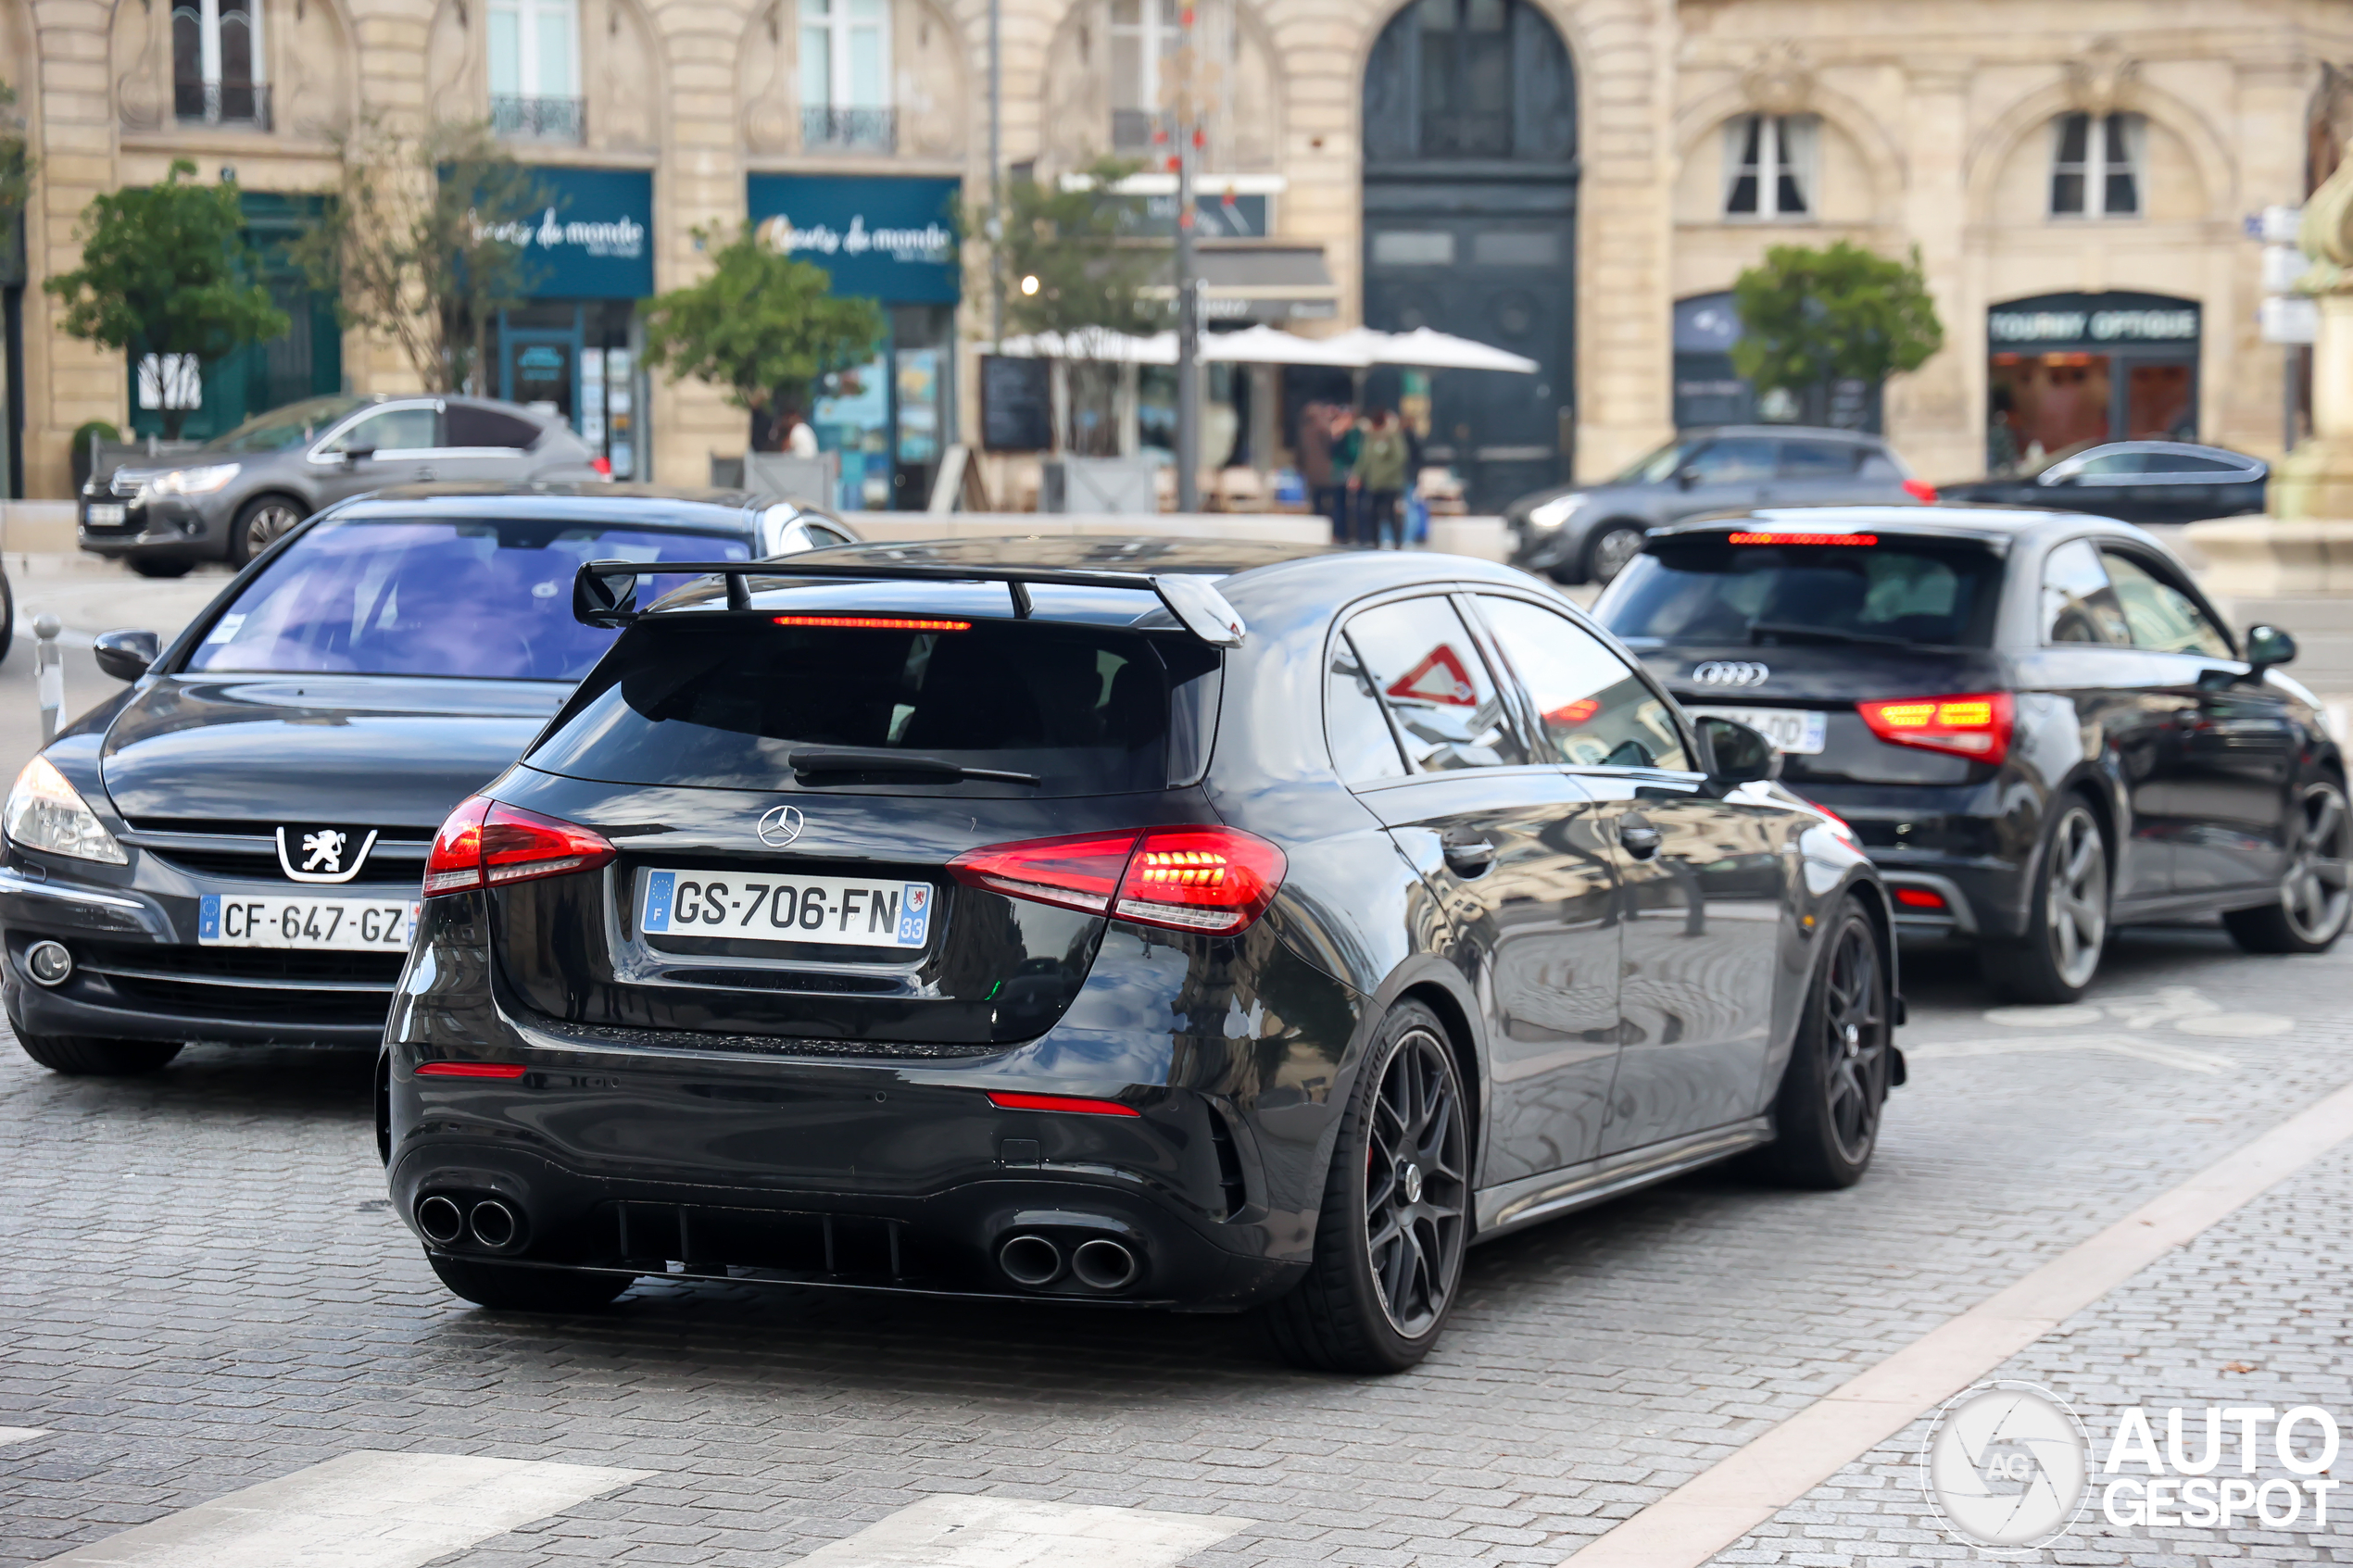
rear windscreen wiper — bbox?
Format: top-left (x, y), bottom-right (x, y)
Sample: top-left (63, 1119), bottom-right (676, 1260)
top-left (787, 747), bottom-right (1041, 786)
top-left (1746, 621), bottom-right (1917, 649)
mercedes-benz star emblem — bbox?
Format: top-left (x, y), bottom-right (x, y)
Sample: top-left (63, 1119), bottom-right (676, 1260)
top-left (757, 805), bottom-right (805, 847)
top-left (1692, 660), bottom-right (1770, 687)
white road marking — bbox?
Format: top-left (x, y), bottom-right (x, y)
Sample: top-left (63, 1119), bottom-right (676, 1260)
top-left (39, 1449), bottom-right (648, 1568)
top-left (1556, 1074), bottom-right (2353, 1568)
top-left (789, 1495), bottom-right (1252, 1566)
top-left (1906, 1032), bottom-right (2235, 1074)
top-left (2175, 1012), bottom-right (2294, 1038)
top-left (0, 1427), bottom-right (46, 1446)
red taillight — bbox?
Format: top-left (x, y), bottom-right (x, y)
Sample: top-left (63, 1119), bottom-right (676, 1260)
top-left (772, 615), bottom-right (973, 631)
top-left (1902, 478), bottom-right (1938, 504)
top-left (422, 795), bottom-right (617, 897)
top-left (590, 456), bottom-right (612, 477)
top-left (1894, 886), bottom-right (1947, 910)
top-left (416, 1061), bottom-right (529, 1078)
top-left (1856, 692), bottom-right (2014, 767)
top-left (986, 1090), bottom-right (1141, 1117)
top-left (1727, 531), bottom-right (1879, 547)
top-left (947, 825), bottom-right (1287, 935)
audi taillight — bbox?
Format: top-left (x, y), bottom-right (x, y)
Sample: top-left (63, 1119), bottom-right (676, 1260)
top-left (423, 795), bottom-right (618, 897)
top-left (947, 825), bottom-right (1287, 935)
top-left (1902, 478), bottom-right (1939, 504)
top-left (1856, 692), bottom-right (2013, 766)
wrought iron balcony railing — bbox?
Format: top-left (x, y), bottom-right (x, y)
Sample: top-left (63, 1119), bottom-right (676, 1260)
top-left (1112, 107), bottom-right (1158, 153)
top-left (173, 80), bottom-right (272, 130)
top-left (800, 107), bottom-right (896, 153)
top-left (491, 95), bottom-right (586, 143)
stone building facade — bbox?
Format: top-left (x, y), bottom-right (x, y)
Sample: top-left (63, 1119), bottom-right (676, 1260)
top-left (3, 0), bottom-right (2346, 504)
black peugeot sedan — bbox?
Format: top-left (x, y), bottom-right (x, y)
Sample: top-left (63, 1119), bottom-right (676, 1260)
top-left (1592, 509), bottom-right (2347, 1004)
top-left (0, 484), bottom-right (855, 1078)
top-left (384, 538), bottom-right (1902, 1372)
top-left (1939, 440), bottom-right (2267, 525)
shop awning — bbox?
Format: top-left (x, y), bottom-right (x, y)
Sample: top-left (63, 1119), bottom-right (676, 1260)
top-left (1140, 245), bottom-right (1340, 323)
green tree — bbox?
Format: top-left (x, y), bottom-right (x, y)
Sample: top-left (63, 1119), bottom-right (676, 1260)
top-left (0, 80), bottom-right (32, 226)
top-left (293, 119), bottom-right (547, 395)
top-left (639, 223), bottom-right (885, 433)
top-left (1730, 240), bottom-right (1944, 426)
top-left (989, 158), bottom-right (1163, 454)
top-left (42, 159), bottom-right (288, 438)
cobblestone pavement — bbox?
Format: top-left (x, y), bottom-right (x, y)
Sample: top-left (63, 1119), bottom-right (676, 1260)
top-left (1, 924), bottom-right (2347, 1566)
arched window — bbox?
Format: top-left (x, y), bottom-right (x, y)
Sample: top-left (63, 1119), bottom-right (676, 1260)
top-left (172, 0), bottom-right (269, 127)
top-left (1363, 0), bottom-right (1573, 165)
top-left (2049, 111), bottom-right (2143, 218)
top-left (1722, 113), bottom-right (1817, 220)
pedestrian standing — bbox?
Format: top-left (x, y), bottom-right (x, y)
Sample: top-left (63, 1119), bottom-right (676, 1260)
top-left (1356, 408), bottom-right (1409, 549)
top-left (1332, 407), bottom-right (1365, 546)
top-left (780, 405), bottom-right (820, 459)
top-left (1298, 401), bottom-right (1344, 544)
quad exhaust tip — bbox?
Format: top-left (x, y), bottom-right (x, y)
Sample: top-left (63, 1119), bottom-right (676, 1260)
top-left (999, 1234), bottom-right (1063, 1286)
top-left (415, 1194), bottom-right (464, 1246)
top-left (469, 1198), bottom-right (521, 1250)
top-left (1070, 1237), bottom-right (1139, 1292)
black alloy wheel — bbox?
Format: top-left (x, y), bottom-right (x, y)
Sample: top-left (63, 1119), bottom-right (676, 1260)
top-left (231, 495), bottom-right (305, 566)
top-left (1982, 800), bottom-right (2108, 1005)
top-left (1756, 897), bottom-right (1893, 1187)
top-left (1585, 523), bottom-right (1647, 585)
top-left (2224, 779), bottom-right (2352, 955)
top-left (128, 558), bottom-right (194, 579)
top-left (1265, 1002), bottom-right (1469, 1373)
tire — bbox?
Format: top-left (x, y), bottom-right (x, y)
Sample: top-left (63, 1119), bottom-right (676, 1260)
top-left (0, 569), bottom-right (14, 665)
top-left (1264, 1002), bottom-right (1470, 1374)
top-left (14, 1031), bottom-right (183, 1075)
top-left (1583, 522), bottom-right (1648, 585)
top-left (2222, 778), bottom-right (2351, 955)
top-left (1979, 797), bottom-right (2108, 1005)
top-left (228, 495), bottom-right (306, 567)
top-left (426, 1253), bottom-right (632, 1313)
top-left (128, 558), bottom-right (195, 580)
top-left (1755, 898), bottom-right (1894, 1188)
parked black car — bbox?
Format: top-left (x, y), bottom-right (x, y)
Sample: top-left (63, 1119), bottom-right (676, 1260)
top-left (78, 395), bottom-right (606, 577)
top-left (1940, 441), bottom-right (2268, 525)
top-left (1506, 426), bottom-right (1934, 586)
top-left (0, 485), bottom-right (855, 1075)
top-left (384, 538), bottom-right (1900, 1372)
top-left (1593, 509), bottom-right (2347, 1004)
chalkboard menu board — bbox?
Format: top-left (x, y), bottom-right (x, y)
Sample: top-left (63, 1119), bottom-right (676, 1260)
top-left (981, 355), bottom-right (1053, 452)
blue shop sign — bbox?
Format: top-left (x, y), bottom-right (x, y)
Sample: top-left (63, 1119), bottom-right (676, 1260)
top-left (746, 174), bottom-right (961, 305)
top-left (481, 167), bottom-right (653, 299)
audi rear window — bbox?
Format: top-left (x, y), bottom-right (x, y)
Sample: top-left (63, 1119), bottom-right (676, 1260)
top-left (1602, 534), bottom-right (2003, 649)
top-left (527, 617), bottom-right (1221, 796)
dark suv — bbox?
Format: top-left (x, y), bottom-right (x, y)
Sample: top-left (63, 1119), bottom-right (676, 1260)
top-left (1506, 427), bottom-right (1933, 585)
top-left (1593, 509), bottom-right (2347, 1002)
top-left (384, 539), bottom-right (1898, 1372)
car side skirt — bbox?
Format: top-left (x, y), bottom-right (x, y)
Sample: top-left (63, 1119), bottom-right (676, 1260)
top-left (1470, 1115), bottom-right (1774, 1241)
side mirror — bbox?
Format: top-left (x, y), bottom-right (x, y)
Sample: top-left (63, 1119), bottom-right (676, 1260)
top-left (1675, 465), bottom-right (1701, 491)
top-left (93, 628), bottom-right (160, 683)
top-left (1696, 714), bottom-right (1780, 786)
top-left (2246, 623), bottom-right (2297, 673)
top-left (572, 562), bottom-right (640, 627)
top-left (340, 446), bottom-right (375, 467)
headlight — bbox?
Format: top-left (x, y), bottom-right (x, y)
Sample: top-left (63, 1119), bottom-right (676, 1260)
top-left (1528, 493), bottom-right (1586, 530)
top-left (150, 463), bottom-right (241, 496)
top-left (4, 757), bottom-right (129, 865)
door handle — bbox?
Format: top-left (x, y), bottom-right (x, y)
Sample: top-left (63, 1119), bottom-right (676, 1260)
top-left (1440, 833), bottom-right (1496, 875)
top-left (415, 467), bottom-right (437, 482)
top-left (1617, 816), bottom-right (1663, 859)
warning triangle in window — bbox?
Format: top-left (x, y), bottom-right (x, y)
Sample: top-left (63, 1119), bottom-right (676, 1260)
top-left (1386, 645), bottom-right (1479, 707)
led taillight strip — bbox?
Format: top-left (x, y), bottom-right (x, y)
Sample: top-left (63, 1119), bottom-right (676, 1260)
top-left (1727, 531), bottom-right (1880, 547)
top-left (415, 1061), bottom-right (528, 1079)
top-left (771, 615), bottom-right (972, 631)
top-left (986, 1091), bottom-right (1142, 1117)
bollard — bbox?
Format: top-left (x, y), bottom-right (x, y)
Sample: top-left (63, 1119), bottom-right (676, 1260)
top-left (33, 614), bottom-right (62, 745)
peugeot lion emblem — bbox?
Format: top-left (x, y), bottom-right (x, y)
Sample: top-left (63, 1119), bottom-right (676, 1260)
top-left (757, 805), bottom-right (806, 847)
top-left (1692, 660), bottom-right (1770, 688)
top-left (275, 825), bottom-right (379, 884)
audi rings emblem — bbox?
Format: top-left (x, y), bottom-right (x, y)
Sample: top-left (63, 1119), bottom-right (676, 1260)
top-left (757, 805), bottom-right (806, 847)
top-left (1691, 660), bottom-right (1770, 688)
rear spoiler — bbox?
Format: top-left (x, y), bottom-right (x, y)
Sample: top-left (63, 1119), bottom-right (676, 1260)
top-left (571, 558), bottom-right (1247, 647)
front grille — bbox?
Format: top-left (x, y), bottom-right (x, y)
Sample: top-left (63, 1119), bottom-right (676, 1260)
top-left (146, 848), bottom-right (424, 886)
top-left (80, 941), bottom-right (407, 985)
top-left (71, 939), bottom-right (403, 1026)
top-left (123, 820), bottom-right (431, 886)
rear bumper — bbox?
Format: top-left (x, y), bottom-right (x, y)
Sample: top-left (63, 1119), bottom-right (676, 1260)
top-left (1786, 780), bottom-right (2035, 942)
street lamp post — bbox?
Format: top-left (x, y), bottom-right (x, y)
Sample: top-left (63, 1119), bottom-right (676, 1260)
top-left (988, 0), bottom-right (1004, 346)
top-left (1173, 4), bottom-right (1200, 513)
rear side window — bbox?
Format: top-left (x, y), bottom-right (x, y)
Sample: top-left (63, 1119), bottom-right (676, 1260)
top-left (1477, 596), bottom-right (1689, 771)
top-left (529, 619), bottom-right (1216, 796)
top-left (2041, 539), bottom-right (2130, 645)
top-left (447, 404), bottom-right (544, 450)
top-left (1603, 536), bottom-right (2004, 648)
top-left (2152, 455), bottom-right (2239, 474)
top-left (1343, 596), bottom-right (1528, 771)
top-left (1327, 635), bottom-right (1407, 784)
top-left (1686, 438), bottom-right (1777, 483)
top-left (1857, 451), bottom-right (1908, 481)
top-left (1777, 441), bottom-right (1860, 477)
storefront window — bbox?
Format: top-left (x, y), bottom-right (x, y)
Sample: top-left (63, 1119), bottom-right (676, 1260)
top-left (1985, 292), bottom-right (2198, 473)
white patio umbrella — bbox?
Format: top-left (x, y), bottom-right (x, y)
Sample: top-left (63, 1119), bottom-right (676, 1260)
top-left (1359, 326), bottom-right (1541, 374)
top-left (990, 330), bottom-right (1177, 365)
top-left (1201, 324), bottom-right (1375, 367)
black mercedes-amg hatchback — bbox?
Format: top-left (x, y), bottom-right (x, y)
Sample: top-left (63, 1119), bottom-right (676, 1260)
top-left (385, 539), bottom-right (1901, 1372)
top-left (1593, 509), bottom-right (2347, 1004)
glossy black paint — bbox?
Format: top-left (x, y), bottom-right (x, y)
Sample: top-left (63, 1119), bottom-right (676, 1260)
top-left (0, 490), bottom-right (778, 1050)
top-left (388, 538), bottom-right (1893, 1311)
top-left (1596, 507), bottom-right (2344, 946)
top-left (1941, 440), bottom-right (2267, 525)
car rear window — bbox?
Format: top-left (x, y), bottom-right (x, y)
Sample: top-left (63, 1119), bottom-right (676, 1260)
top-left (182, 520), bottom-right (750, 681)
top-left (527, 617), bottom-right (1221, 797)
top-left (1601, 533), bottom-right (2004, 649)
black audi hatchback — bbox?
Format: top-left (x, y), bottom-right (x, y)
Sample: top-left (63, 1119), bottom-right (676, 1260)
top-left (0, 485), bottom-right (849, 1075)
top-left (1593, 509), bottom-right (2347, 1004)
top-left (385, 538), bottom-right (1901, 1371)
